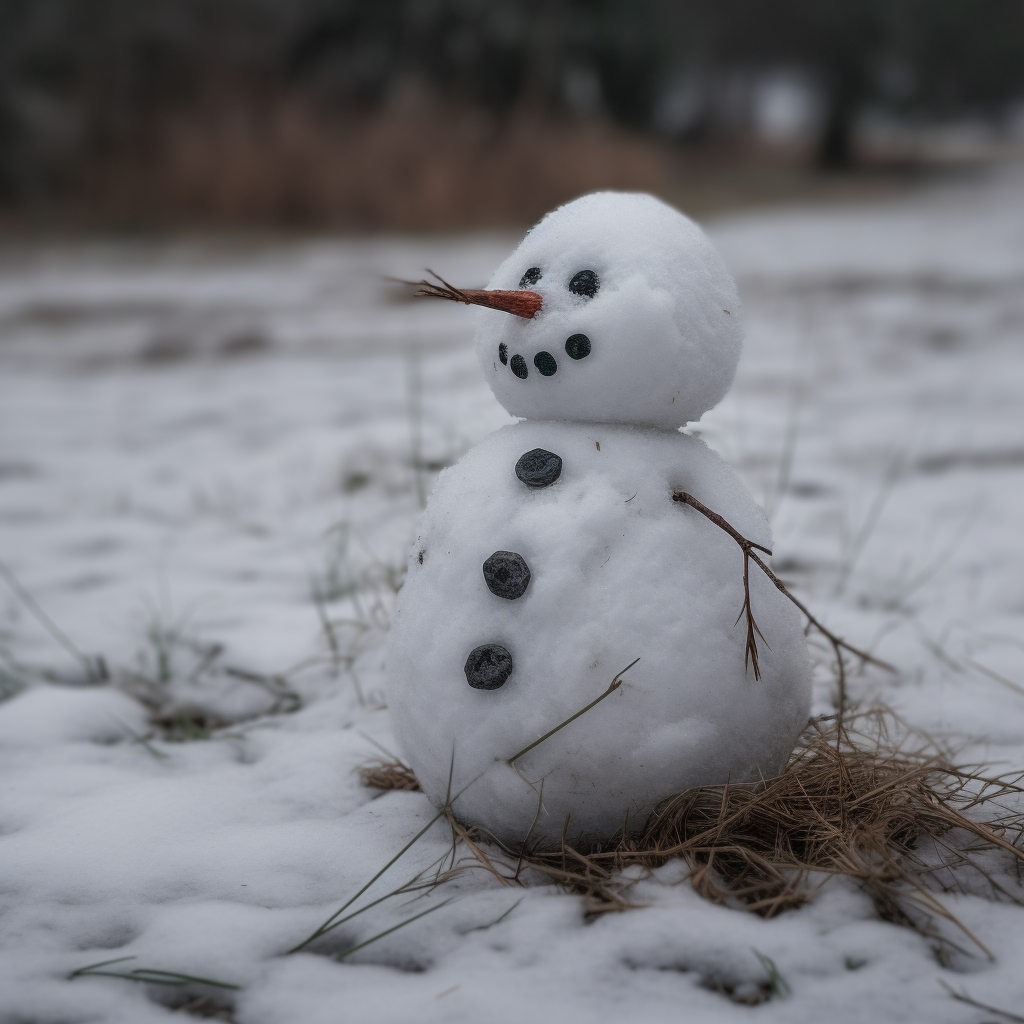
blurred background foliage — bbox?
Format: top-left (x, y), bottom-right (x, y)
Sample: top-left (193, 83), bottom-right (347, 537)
top-left (2, 0), bottom-right (1023, 229)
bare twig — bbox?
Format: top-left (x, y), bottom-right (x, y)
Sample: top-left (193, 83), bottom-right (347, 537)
top-left (672, 491), bottom-right (896, 704)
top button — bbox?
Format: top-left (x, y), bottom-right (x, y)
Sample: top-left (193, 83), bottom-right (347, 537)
top-left (515, 448), bottom-right (562, 488)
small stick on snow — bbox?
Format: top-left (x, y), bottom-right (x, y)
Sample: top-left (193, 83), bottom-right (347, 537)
top-left (939, 981), bottom-right (1024, 1023)
top-left (445, 811), bottom-right (515, 887)
top-left (672, 491), bottom-right (895, 703)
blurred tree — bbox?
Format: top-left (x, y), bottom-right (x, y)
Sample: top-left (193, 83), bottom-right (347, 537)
top-left (705, 0), bottom-right (1024, 166)
top-left (2, 0), bottom-right (1023, 211)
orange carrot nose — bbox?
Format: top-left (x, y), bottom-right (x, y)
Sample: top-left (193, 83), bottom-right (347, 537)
top-left (451, 288), bottom-right (543, 319)
top-left (398, 270), bottom-right (542, 319)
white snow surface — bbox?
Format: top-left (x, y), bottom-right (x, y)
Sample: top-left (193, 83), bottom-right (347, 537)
top-left (479, 192), bottom-right (742, 428)
top-left (388, 422), bottom-right (810, 845)
top-left (2, 165), bottom-right (1024, 1022)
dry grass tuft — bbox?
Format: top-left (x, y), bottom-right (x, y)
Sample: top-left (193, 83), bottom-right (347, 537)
top-left (360, 710), bottom-right (1024, 952)
top-left (360, 759), bottom-right (421, 792)
top-left (523, 709), bottom-right (1024, 952)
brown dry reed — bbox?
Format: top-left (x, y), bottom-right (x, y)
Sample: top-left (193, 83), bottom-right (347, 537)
top-left (359, 759), bottom-right (421, 793)
top-left (363, 709), bottom-right (1024, 955)
top-left (79, 100), bottom-right (665, 231)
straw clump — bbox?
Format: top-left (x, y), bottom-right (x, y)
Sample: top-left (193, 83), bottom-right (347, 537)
top-left (360, 759), bottom-right (422, 793)
top-left (362, 709), bottom-right (1024, 950)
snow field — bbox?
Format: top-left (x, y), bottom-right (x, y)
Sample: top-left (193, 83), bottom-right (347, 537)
top-left (2, 167), bottom-right (1024, 1021)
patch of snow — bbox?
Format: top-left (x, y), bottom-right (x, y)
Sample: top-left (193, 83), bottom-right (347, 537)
top-left (1, 166), bottom-right (1024, 1022)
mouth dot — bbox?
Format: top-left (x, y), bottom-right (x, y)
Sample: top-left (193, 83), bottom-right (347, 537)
top-left (565, 334), bottom-right (591, 359)
top-left (510, 354), bottom-right (528, 378)
top-left (498, 342), bottom-right (508, 365)
top-left (534, 351), bottom-right (557, 376)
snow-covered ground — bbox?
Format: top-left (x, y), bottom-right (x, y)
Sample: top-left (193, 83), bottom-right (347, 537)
top-left (2, 166), bottom-right (1023, 1023)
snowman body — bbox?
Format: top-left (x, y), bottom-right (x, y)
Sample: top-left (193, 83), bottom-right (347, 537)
top-left (386, 192), bottom-right (811, 848)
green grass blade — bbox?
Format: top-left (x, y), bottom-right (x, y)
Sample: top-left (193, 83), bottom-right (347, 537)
top-left (752, 948), bottom-right (791, 998)
top-left (128, 969), bottom-right (240, 989)
top-left (68, 956), bottom-right (137, 978)
top-left (68, 957), bottom-right (238, 990)
top-left (337, 899), bottom-right (452, 960)
top-left (286, 807), bottom-right (449, 953)
top-left (506, 658), bottom-right (639, 765)
top-left (0, 559), bottom-right (101, 682)
top-left (287, 768), bottom-right (486, 955)
top-left (467, 898), bottom-right (523, 932)
top-left (74, 970), bottom-right (187, 986)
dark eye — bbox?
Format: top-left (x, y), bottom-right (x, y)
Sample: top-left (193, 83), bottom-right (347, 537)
top-left (568, 270), bottom-right (599, 298)
top-left (519, 267), bottom-right (542, 289)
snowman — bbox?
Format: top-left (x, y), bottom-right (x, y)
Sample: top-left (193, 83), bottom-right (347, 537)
top-left (386, 192), bottom-right (811, 849)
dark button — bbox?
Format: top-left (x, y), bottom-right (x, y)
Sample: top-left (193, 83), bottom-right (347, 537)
top-left (516, 448), bottom-right (562, 488)
top-left (534, 351), bottom-right (557, 376)
top-left (510, 354), bottom-right (528, 378)
top-left (483, 550), bottom-right (531, 599)
top-left (568, 270), bottom-right (600, 298)
top-left (498, 342), bottom-right (508, 365)
top-left (465, 643), bottom-right (513, 690)
top-left (565, 333), bottom-right (591, 360)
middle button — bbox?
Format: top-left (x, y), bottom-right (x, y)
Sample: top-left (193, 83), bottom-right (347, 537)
top-left (483, 551), bottom-right (532, 600)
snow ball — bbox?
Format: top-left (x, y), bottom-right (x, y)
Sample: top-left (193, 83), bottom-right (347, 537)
top-left (387, 421), bottom-right (811, 847)
top-left (476, 191), bottom-right (743, 429)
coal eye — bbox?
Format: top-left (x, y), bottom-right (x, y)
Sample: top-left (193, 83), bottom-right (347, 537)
top-left (568, 270), bottom-right (599, 298)
top-left (519, 267), bottom-right (542, 289)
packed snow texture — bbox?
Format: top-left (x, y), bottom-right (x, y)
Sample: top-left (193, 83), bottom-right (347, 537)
top-left (478, 192), bottom-right (742, 428)
top-left (2, 165), bottom-right (1024, 1023)
top-left (388, 422), bottom-right (810, 845)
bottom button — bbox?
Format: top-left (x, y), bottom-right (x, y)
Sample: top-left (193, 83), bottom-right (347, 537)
top-left (464, 644), bottom-right (513, 690)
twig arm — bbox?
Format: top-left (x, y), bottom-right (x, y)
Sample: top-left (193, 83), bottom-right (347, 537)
top-left (675, 492), bottom-right (773, 556)
top-left (744, 545), bottom-right (893, 672)
top-left (672, 491), bottom-right (896, 696)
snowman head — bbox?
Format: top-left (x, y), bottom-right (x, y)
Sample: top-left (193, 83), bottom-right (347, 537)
top-left (474, 192), bottom-right (742, 429)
